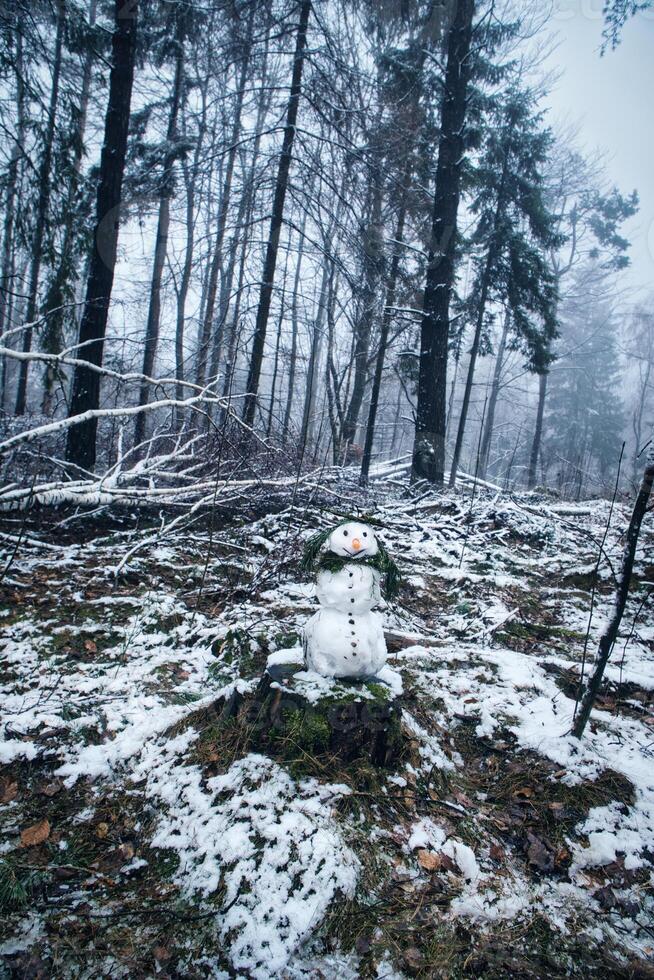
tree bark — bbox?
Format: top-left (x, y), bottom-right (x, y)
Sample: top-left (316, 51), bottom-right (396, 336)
top-left (450, 138), bottom-right (511, 487)
top-left (478, 307), bottom-right (510, 481)
top-left (411, 0), bottom-right (475, 483)
top-left (360, 194), bottom-right (407, 485)
top-left (300, 252), bottom-right (331, 452)
top-left (15, 1), bottom-right (65, 415)
top-left (573, 445), bottom-right (654, 739)
top-left (0, 30), bottom-right (25, 409)
top-left (266, 240), bottom-right (291, 437)
top-left (41, 0), bottom-right (98, 415)
top-left (242, 0), bottom-right (311, 430)
top-left (196, 8), bottom-right (255, 389)
top-left (528, 371), bottom-right (548, 489)
top-left (134, 9), bottom-right (185, 448)
top-left (174, 78), bottom-right (209, 421)
top-left (340, 173), bottom-right (384, 453)
top-left (281, 212), bottom-right (306, 444)
top-left (65, 0), bottom-right (138, 472)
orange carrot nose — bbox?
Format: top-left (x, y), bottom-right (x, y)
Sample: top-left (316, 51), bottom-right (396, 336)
top-left (352, 538), bottom-right (362, 550)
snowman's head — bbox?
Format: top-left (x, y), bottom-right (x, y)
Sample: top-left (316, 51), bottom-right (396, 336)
top-left (327, 521), bottom-right (378, 559)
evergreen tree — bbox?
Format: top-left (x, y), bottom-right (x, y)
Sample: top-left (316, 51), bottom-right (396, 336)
top-left (449, 85), bottom-right (560, 485)
top-left (544, 272), bottom-right (625, 498)
top-left (602, 0), bottom-right (652, 49)
top-left (526, 170), bottom-right (638, 488)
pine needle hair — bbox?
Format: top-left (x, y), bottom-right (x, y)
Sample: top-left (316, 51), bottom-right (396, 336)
top-left (301, 520), bottom-right (401, 599)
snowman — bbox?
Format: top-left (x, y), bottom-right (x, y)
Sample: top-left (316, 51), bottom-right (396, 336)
top-left (301, 520), bottom-right (400, 679)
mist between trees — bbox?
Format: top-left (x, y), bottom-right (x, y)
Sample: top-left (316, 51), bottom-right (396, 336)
top-left (0, 0), bottom-right (650, 504)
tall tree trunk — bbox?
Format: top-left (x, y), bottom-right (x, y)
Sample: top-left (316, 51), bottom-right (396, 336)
top-left (134, 11), bottom-right (185, 448)
top-left (448, 257), bottom-right (491, 486)
top-left (300, 255), bottom-right (331, 451)
top-left (175, 79), bottom-right (209, 419)
top-left (216, 24), bottom-right (273, 417)
top-left (324, 273), bottom-right (343, 463)
top-left (266, 239), bottom-right (291, 437)
top-left (41, 0), bottom-right (98, 414)
top-left (15, 1), bottom-right (66, 415)
top-left (65, 0), bottom-right (138, 472)
top-left (411, 0), bottom-right (475, 483)
top-left (340, 177), bottom-right (384, 452)
top-left (219, 219), bottom-right (250, 421)
top-left (196, 15), bottom-right (255, 389)
top-left (360, 194), bottom-right (407, 485)
top-left (478, 307), bottom-right (510, 481)
top-left (281, 212), bottom-right (306, 443)
top-left (450, 141), bottom-right (511, 486)
top-left (242, 0), bottom-right (311, 430)
top-left (528, 371), bottom-right (548, 489)
top-left (389, 381), bottom-right (403, 457)
top-left (0, 30), bottom-right (25, 409)
top-left (573, 445), bottom-right (654, 739)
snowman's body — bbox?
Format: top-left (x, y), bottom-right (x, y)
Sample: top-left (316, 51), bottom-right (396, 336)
top-left (303, 523), bottom-right (388, 679)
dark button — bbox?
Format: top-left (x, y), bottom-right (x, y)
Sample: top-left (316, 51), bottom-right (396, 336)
top-left (350, 598), bottom-right (355, 603)
top-left (349, 573), bottom-right (353, 578)
top-left (351, 642), bottom-right (357, 648)
top-left (349, 619), bottom-right (354, 625)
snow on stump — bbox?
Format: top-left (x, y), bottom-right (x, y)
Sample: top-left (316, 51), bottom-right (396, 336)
top-left (222, 653), bottom-right (407, 769)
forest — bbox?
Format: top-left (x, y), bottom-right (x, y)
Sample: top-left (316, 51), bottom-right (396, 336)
top-left (0, 0), bottom-right (653, 977)
top-left (0, 0), bottom-right (649, 496)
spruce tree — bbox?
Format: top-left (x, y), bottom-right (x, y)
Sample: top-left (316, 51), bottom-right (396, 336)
top-left (449, 85), bottom-right (560, 486)
top-left (544, 273), bottom-right (625, 498)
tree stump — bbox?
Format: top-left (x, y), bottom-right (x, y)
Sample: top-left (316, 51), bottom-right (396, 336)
top-left (220, 658), bottom-right (406, 768)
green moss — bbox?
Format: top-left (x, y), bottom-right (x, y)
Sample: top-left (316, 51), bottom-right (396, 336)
top-left (365, 682), bottom-right (392, 703)
top-left (277, 708), bottom-right (331, 754)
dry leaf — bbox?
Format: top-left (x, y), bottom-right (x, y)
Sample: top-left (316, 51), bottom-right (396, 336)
top-left (153, 947), bottom-right (171, 962)
top-left (20, 819), bottom-right (50, 847)
top-left (489, 843), bottom-right (505, 862)
top-left (440, 852), bottom-right (457, 873)
top-left (0, 779), bottom-right (18, 804)
top-left (512, 786), bottom-right (534, 799)
top-left (84, 639), bottom-right (98, 653)
top-left (417, 849), bottom-right (442, 872)
top-left (38, 779), bottom-right (63, 797)
top-left (95, 822), bottom-right (109, 839)
top-left (404, 947), bottom-right (424, 969)
top-left (452, 789), bottom-right (473, 808)
top-left (526, 832), bottom-right (554, 872)
top-left (118, 843), bottom-right (135, 861)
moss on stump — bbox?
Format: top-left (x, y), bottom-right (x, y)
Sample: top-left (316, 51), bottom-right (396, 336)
top-left (217, 662), bottom-right (406, 768)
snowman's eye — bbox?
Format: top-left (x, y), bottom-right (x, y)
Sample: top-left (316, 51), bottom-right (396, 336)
top-left (343, 530), bottom-right (348, 536)
top-left (363, 532), bottom-right (368, 537)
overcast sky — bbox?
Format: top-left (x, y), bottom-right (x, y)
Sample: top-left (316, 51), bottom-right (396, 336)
top-left (542, 1), bottom-right (654, 297)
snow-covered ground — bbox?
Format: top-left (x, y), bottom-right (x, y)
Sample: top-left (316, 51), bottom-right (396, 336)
top-left (0, 479), bottom-right (652, 977)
